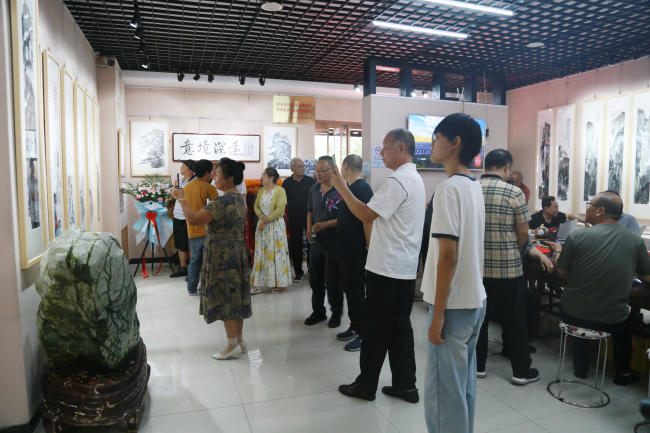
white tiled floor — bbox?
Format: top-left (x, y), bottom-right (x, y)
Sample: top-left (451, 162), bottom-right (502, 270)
top-left (36, 265), bottom-right (650, 433)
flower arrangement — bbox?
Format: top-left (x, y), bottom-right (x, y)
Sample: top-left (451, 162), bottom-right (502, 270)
top-left (120, 174), bottom-right (173, 204)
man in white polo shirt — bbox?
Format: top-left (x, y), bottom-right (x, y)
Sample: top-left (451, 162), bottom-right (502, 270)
top-left (332, 128), bottom-right (425, 403)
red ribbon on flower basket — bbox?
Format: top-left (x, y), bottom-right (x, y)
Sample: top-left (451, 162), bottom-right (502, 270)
top-left (143, 211), bottom-right (164, 277)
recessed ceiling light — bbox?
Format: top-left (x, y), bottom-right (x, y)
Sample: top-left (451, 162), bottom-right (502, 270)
top-left (261, 2), bottom-right (283, 12)
top-left (526, 42), bottom-right (544, 48)
top-left (373, 21), bottom-right (468, 39)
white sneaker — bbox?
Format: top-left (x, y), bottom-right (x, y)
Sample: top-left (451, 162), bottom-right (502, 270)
top-left (212, 345), bottom-right (242, 360)
top-left (477, 371), bottom-right (486, 378)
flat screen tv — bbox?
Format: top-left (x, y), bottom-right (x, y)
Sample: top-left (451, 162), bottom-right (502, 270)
top-left (408, 114), bottom-right (486, 170)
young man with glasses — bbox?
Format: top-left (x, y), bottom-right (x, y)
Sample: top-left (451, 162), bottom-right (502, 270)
top-left (546, 192), bottom-right (650, 385)
top-left (282, 157), bottom-right (316, 282)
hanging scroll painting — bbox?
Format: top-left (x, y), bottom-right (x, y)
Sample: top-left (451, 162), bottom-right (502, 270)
top-left (553, 104), bottom-right (576, 214)
top-left (534, 108), bottom-right (554, 211)
top-left (579, 99), bottom-right (605, 214)
top-left (628, 90), bottom-right (650, 218)
top-left (603, 94), bottom-right (631, 207)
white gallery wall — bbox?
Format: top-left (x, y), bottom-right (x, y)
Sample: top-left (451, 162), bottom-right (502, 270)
top-left (0, 0), bottom-right (99, 428)
top-left (507, 55), bottom-right (650, 224)
top-left (363, 95), bottom-right (509, 198)
top-left (124, 87), bottom-right (362, 259)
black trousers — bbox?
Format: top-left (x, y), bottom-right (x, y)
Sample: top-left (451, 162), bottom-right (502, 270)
top-left (356, 271), bottom-right (416, 395)
top-left (308, 239), bottom-right (343, 316)
top-left (476, 277), bottom-right (531, 378)
top-left (340, 253), bottom-right (367, 337)
top-left (288, 221), bottom-right (308, 276)
top-left (560, 307), bottom-right (632, 375)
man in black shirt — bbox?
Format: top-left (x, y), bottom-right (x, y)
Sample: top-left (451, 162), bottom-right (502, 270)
top-left (305, 156), bottom-right (344, 328)
top-left (529, 196), bottom-right (589, 230)
top-left (336, 155), bottom-right (374, 351)
top-left (282, 157), bottom-right (316, 283)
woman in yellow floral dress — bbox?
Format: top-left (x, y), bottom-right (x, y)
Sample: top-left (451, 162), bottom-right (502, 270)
top-left (250, 167), bottom-right (291, 294)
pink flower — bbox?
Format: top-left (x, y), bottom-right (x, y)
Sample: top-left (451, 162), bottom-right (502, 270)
top-left (136, 194), bottom-right (142, 199)
top-left (158, 197), bottom-right (163, 202)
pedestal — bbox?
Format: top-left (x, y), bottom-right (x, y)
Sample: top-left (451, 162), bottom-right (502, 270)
top-left (41, 338), bottom-right (150, 432)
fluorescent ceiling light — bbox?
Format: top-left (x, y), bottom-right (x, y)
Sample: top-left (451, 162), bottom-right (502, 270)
top-left (423, 0), bottom-right (514, 16)
top-left (372, 21), bottom-right (468, 39)
top-left (526, 41), bottom-right (544, 48)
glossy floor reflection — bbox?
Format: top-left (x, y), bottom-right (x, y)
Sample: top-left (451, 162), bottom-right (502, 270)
top-left (35, 265), bottom-right (649, 433)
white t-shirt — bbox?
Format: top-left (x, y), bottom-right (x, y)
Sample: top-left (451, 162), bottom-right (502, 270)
top-left (421, 174), bottom-right (486, 309)
top-left (173, 177), bottom-right (195, 220)
top-left (365, 163), bottom-right (426, 280)
top-left (217, 181), bottom-right (247, 197)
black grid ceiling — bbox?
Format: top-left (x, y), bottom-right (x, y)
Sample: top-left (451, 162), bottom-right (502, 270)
top-left (63, 0), bottom-right (650, 92)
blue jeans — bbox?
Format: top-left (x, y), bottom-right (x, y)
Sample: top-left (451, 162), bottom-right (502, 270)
top-left (425, 301), bottom-right (486, 433)
top-left (187, 236), bottom-right (205, 294)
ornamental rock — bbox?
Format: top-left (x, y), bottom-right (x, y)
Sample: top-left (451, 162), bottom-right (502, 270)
top-left (36, 227), bottom-right (140, 372)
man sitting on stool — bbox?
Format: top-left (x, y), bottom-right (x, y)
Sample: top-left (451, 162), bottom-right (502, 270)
top-left (546, 191), bottom-right (650, 385)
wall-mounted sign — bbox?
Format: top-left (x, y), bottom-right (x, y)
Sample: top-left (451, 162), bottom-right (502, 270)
top-left (372, 145), bottom-right (385, 168)
top-left (272, 95), bottom-right (315, 124)
top-left (172, 133), bottom-right (260, 162)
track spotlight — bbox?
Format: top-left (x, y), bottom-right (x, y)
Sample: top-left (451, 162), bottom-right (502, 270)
top-left (354, 83), bottom-right (360, 92)
top-left (134, 26), bottom-right (144, 40)
top-left (141, 57), bottom-right (149, 69)
top-left (577, 61), bottom-right (585, 73)
top-left (633, 47), bottom-right (640, 61)
top-left (193, 73), bottom-right (201, 82)
top-left (208, 73), bottom-right (214, 83)
top-left (130, 13), bottom-right (141, 28)
top-left (259, 77), bottom-right (266, 86)
top-left (107, 59), bottom-right (115, 67)
top-left (138, 40), bottom-right (147, 53)
top-left (606, 53), bottom-right (614, 66)
top-left (239, 75), bottom-right (246, 85)
top-left (177, 72), bottom-right (185, 82)
top-left (422, 89), bottom-right (428, 98)
top-left (130, 1), bottom-right (141, 28)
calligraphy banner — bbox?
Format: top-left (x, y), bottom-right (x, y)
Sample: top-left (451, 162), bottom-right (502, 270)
top-left (172, 133), bottom-right (260, 162)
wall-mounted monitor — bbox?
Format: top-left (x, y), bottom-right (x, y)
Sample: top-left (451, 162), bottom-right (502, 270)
top-left (408, 114), bottom-right (486, 170)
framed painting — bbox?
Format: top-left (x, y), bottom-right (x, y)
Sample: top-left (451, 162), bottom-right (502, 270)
top-left (603, 94), bottom-right (631, 208)
top-left (74, 82), bottom-right (87, 230)
top-left (130, 120), bottom-right (170, 176)
top-left (118, 129), bottom-right (127, 214)
top-left (627, 90), bottom-right (650, 219)
top-left (93, 99), bottom-right (101, 231)
top-left (172, 133), bottom-right (261, 162)
top-left (578, 99), bottom-right (605, 214)
top-left (553, 104), bottom-right (576, 214)
top-left (11, 0), bottom-right (47, 268)
top-left (534, 108), bottom-right (555, 211)
top-left (85, 92), bottom-right (95, 232)
top-left (263, 125), bottom-right (297, 177)
top-left (43, 49), bottom-right (64, 240)
top-left (61, 68), bottom-right (77, 229)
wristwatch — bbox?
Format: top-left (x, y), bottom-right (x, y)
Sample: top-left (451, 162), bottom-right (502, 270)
top-left (552, 251), bottom-right (561, 258)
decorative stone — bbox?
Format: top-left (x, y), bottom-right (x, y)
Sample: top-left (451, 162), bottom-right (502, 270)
top-left (36, 227), bottom-right (140, 372)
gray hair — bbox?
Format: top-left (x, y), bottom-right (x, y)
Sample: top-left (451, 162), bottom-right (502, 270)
top-left (343, 154), bottom-right (363, 173)
top-left (511, 171), bottom-right (524, 181)
top-left (387, 128), bottom-right (415, 156)
top-left (290, 157), bottom-right (304, 169)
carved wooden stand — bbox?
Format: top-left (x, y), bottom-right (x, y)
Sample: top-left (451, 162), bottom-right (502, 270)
top-left (41, 338), bottom-right (150, 433)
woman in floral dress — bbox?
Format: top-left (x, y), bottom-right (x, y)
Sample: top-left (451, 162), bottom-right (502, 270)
top-left (250, 167), bottom-right (292, 294)
top-left (172, 158), bottom-right (251, 360)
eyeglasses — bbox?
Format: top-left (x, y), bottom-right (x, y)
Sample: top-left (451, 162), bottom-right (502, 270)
top-left (586, 201), bottom-right (603, 208)
top-left (315, 168), bottom-right (333, 174)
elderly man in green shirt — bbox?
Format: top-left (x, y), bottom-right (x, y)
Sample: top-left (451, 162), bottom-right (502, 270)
top-left (546, 191), bottom-right (650, 386)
